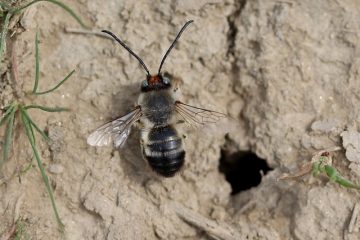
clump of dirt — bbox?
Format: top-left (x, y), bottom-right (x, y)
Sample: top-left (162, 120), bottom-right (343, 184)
top-left (1, 0), bottom-right (360, 239)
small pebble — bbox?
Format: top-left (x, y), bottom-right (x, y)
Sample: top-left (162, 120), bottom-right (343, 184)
top-left (48, 164), bottom-right (64, 174)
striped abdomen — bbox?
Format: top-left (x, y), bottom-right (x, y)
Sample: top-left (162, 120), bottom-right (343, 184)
top-left (143, 125), bottom-right (185, 177)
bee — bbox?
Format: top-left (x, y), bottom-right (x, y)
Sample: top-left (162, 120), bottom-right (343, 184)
top-left (87, 20), bottom-right (225, 177)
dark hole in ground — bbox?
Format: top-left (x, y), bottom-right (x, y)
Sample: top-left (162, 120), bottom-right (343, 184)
top-left (219, 150), bottom-right (272, 195)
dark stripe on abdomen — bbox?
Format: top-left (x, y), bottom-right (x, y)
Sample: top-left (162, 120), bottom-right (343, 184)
top-left (144, 126), bottom-right (185, 177)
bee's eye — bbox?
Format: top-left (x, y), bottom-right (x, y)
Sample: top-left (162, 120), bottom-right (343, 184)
top-left (142, 80), bottom-right (148, 88)
top-left (163, 77), bottom-right (171, 85)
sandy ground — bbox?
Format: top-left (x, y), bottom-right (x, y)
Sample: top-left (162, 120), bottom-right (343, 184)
top-left (1, 0), bottom-right (360, 239)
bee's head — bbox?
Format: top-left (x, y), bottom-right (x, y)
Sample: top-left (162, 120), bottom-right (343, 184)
top-left (141, 74), bottom-right (171, 92)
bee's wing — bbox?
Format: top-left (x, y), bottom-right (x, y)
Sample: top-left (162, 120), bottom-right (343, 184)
top-left (87, 107), bottom-right (142, 148)
top-left (113, 127), bottom-right (131, 149)
top-left (174, 101), bottom-right (226, 126)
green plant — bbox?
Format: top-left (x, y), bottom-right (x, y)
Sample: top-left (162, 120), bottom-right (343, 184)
top-left (278, 147), bottom-right (360, 190)
top-left (14, 218), bottom-right (30, 240)
top-left (0, 32), bottom-right (74, 231)
top-left (0, 0), bottom-right (87, 62)
top-left (312, 152), bottom-right (360, 190)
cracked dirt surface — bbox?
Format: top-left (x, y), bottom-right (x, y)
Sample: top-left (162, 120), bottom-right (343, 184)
top-left (1, 0), bottom-right (360, 239)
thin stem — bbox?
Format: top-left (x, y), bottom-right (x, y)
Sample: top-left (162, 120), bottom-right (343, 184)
top-left (34, 70), bottom-right (75, 95)
top-left (0, 104), bottom-right (14, 127)
top-left (24, 105), bottom-right (69, 112)
top-left (32, 31), bottom-right (40, 93)
top-left (22, 108), bottom-right (52, 142)
top-left (0, 12), bottom-right (11, 62)
top-left (20, 160), bottom-right (34, 175)
top-left (31, 120), bottom-right (51, 142)
top-left (11, 0), bottom-right (87, 28)
top-left (1, 106), bottom-right (16, 168)
top-left (20, 109), bottom-right (64, 231)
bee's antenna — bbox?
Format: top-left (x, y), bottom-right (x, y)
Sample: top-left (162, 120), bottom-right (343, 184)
top-left (102, 30), bottom-right (151, 77)
top-left (158, 20), bottom-right (194, 75)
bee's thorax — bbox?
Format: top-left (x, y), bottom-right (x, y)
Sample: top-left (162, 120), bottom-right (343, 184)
top-left (138, 89), bottom-right (176, 127)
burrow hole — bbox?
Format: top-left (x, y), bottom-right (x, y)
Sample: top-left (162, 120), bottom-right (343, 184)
top-left (219, 147), bottom-right (273, 195)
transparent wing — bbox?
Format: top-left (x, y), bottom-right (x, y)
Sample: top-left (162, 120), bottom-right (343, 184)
top-left (175, 101), bottom-right (226, 126)
top-left (114, 128), bottom-right (131, 148)
top-left (87, 107), bottom-right (142, 148)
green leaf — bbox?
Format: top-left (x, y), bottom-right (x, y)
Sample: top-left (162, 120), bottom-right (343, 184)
top-left (14, 219), bottom-right (27, 240)
top-left (35, 69), bottom-right (75, 95)
top-left (0, 12), bottom-right (11, 62)
top-left (0, 104), bottom-right (14, 127)
top-left (32, 31), bottom-right (40, 94)
top-left (20, 108), bottom-right (64, 231)
top-left (25, 105), bottom-right (70, 112)
top-left (21, 108), bottom-right (52, 142)
top-left (324, 165), bottom-right (360, 190)
top-left (1, 106), bottom-right (16, 169)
